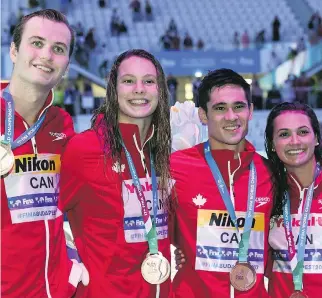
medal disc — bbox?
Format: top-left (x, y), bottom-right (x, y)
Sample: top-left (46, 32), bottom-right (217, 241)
top-left (289, 291), bottom-right (309, 298)
top-left (141, 252), bottom-right (171, 285)
top-left (0, 142), bottom-right (14, 176)
top-left (230, 262), bottom-right (256, 291)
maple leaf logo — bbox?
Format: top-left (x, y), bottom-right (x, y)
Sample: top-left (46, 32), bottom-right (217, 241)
top-left (112, 161), bottom-right (125, 173)
top-left (318, 199), bottom-right (322, 209)
top-left (193, 194), bottom-right (207, 208)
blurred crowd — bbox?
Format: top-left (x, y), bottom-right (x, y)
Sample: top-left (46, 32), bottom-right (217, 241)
top-left (308, 11), bottom-right (322, 45)
top-left (166, 73), bottom-right (322, 110)
top-left (2, 0), bottom-right (322, 114)
top-left (233, 12), bottom-right (322, 50)
top-left (129, 0), bottom-right (153, 22)
top-left (159, 19), bottom-right (205, 51)
top-left (232, 16), bottom-right (282, 49)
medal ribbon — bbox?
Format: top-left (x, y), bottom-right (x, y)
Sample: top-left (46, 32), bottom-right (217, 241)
top-left (122, 143), bottom-right (159, 254)
top-left (2, 87), bottom-right (48, 149)
top-left (204, 141), bottom-right (257, 263)
top-left (283, 165), bottom-right (320, 291)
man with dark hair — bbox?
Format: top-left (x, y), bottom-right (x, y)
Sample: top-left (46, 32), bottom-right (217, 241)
top-left (1, 9), bottom-right (88, 298)
top-left (170, 68), bottom-right (273, 297)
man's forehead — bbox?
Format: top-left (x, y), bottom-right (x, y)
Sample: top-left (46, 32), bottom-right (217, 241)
top-left (209, 85), bottom-right (247, 104)
top-left (23, 16), bottom-right (71, 45)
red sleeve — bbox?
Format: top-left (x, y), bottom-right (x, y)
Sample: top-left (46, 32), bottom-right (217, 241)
top-left (168, 210), bottom-right (176, 247)
top-left (168, 186), bottom-right (179, 248)
top-left (58, 134), bottom-right (87, 253)
top-left (58, 136), bottom-right (85, 212)
top-left (265, 246), bottom-right (273, 279)
top-left (50, 215), bottom-right (83, 298)
top-left (51, 135), bottom-right (88, 297)
top-left (61, 109), bottom-right (76, 152)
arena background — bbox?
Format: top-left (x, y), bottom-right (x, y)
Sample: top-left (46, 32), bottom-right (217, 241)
top-left (1, 0), bottom-right (322, 292)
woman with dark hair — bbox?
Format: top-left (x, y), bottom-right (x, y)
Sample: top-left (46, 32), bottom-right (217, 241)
top-left (58, 49), bottom-right (173, 298)
top-left (265, 102), bottom-right (322, 298)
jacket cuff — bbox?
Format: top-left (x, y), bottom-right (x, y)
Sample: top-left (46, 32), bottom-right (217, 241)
top-left (68, 260), bottom-right (83, 288)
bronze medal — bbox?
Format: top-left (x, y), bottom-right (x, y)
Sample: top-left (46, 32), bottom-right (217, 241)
top-left (289, 291), bottom-right (309, 298)
top-left (230, 262), bottom-right (256, 291)
top-left (141, 252), bottom-right (170, 285)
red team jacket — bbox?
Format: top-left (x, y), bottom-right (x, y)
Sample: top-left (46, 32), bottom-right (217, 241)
top-left (268, 170), bottom-right (322, 298)
top-left (58, 122), bottom-right (171, 298)
top-left (170, 141), bottom-right (273, 298)
top-left (1, 83), bottom-right (82, 297)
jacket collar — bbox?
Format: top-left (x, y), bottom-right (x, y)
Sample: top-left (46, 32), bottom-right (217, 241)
top-left (287, 163), bottom-right (322, 192)
top-left (119, 123), bottom-right (154, 154)
top-left (287, 164), bottom-right (322, 212)
top-left (197, 139), bottom-right (255, 186)
top-left (94, 114), bottom-right (155, 155)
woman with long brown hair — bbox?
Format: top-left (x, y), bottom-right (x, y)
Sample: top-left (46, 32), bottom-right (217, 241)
top-left (58, 49), bottom-right (173, 298)
top-left (265, 102), bottom-right (322, 298)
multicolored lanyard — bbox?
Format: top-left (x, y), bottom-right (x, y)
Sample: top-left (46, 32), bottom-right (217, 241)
top-left (122, 143), bottom-right (159, 254)
top-left (204, 141), bottom-right (257, 263)
top-left (283, 165), bottom-right (320, 292)
top-left (2, 86), bottom-right (48, 149)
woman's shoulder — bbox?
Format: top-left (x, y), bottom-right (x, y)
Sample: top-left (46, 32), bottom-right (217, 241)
top-left (66, 129), bottom-right (103, 155)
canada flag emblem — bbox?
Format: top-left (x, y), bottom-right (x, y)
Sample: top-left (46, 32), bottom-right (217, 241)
top-left (193, 194), bottom-right (207, 208)
top-left (112, 161), bottom-right (125, 173)
top-left (318, 199), bottom-right (322, 209)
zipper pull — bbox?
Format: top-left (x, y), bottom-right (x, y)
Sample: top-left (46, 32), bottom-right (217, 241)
top-left (298, 188), bottom-right (305, 214)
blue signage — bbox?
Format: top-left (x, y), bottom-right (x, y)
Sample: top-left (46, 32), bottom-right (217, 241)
top-left (152, 49), bottom-right (260, 75)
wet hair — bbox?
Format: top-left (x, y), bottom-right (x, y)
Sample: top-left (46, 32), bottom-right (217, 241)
top-left (197, 68), bottom-right (251, 112)
top-left (92, 49), bottom-right (174, 211)
top-left (265, 102), bottom-right (322, 217)
top-left (12, 9), bottom-right (75, 57)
